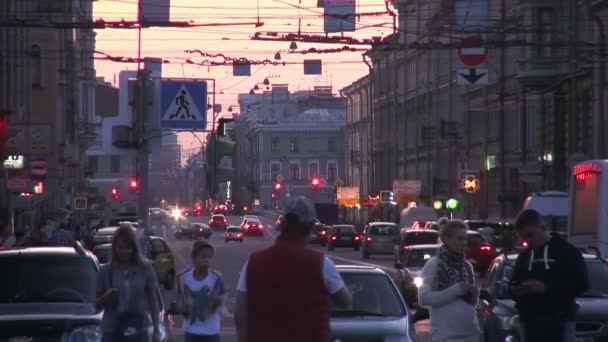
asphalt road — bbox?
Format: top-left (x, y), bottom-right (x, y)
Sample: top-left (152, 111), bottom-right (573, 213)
top-left (162, 213), bottom-right (430, 342)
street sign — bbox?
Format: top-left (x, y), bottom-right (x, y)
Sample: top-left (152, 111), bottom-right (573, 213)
top-left (3, 155), bottom-right (24, 169)
top-left (337, 186), bottom-right (359, 206)
top-left (276, 174), bottom-right (284, 182)
top-left (160, 80), bottom-right (208, 129)
top-left (392, 180), bottom-right (421, 196)
top-left (73, 197), bottom-right (88, 210)
top-left (457, 69), bottom-right (488, 85)
top-left (380, 190), bottom-right (394, 203)
top-left (458, 35), bottom-right (488, 67)
top-left (31, 159), bottom-right (47, 180)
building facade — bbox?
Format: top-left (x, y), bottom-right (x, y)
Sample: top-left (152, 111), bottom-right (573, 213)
top-left (234, 86), bottom-right (346, 211)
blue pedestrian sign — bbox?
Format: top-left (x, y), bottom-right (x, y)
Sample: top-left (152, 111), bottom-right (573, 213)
top-left (160, 80), bottom-right (207, 129)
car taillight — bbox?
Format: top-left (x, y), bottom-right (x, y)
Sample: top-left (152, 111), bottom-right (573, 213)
top-left (320, 230), bottom-right (326, 235)
top-left (237, 233), bottom-right (243, 237)
top-left (224, 219), bottom-right (228, 224)
top-left (331, 236), bottom-right (337, 240)
top-left (365, 236), bottom-right (372, 242)
top-left (209, 220), bottom-right (213, 224)
top-left (522, 241), bottom-right (529, 247)
top-left (245, 224), bottom-right (250, 229)
top-left (402, 244), bottom-right (409, 250)
top-left (354, 235), bottom-right (360, 240)
top-left (199, 228), bottom-right (203, 232)
top-left (480, 244), bottom-right (493, 252)
top-left (412, 221), bottom-right (420, 229)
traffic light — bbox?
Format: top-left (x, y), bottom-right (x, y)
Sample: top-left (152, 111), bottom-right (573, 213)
top-left (271, 192), bottom-right (276, 199)
top-left (310, 176), bottom-right (320, 190)
top-left (128, 178), bottom-right (140, 192)
top-left (446, 198), bottom-right (460, 210)
top-left (433, 200), bottom-right (443, 210)
top-left (274, 182), bottom-right (282, 191)
top-left (111, 186), bottom-right (121, 200)
top-left (462, 175), bottom-right (479, 193)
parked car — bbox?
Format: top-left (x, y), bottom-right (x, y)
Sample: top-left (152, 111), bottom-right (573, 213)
top-left (0, 243), bottom-right (173, 341)
top-left (361, 222), bottom-right (399, 259)
top-left (478, 250), bottom-right (608, 342)
top-left (225, 226), bottom-right (244, 243)
top-left (209, 214), bottom-right (228, 230)
top-left (327, 225), bottom-right (361, 251)
top-left (310, 221), bottom-right (329, 246)
top-left (331, 265), bottom-right (417, 341)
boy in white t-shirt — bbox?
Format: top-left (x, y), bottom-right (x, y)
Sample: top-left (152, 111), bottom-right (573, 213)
top-left (177, 240), bottom-right (225, 342)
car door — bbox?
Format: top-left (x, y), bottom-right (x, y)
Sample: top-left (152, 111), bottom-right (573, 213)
top-left (478, 260), bottom-right (501, 340)
top-left (375, 225), bottom-right (398, 253)
top-left (150, 239), bottom-right (174, 277)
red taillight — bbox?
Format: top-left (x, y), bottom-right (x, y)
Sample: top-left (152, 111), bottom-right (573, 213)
top-left (480, 244), bottom-right (493, 252)
top-left (320, 230), bottom-right (326, 235)
top-left (237, 233), bottom-right (243, 237)
top-left (245, 224), bottom-right (250, 229)
top-left (199, 228), bottom-right (203, 232)
top-left (354, 235), bottom-right (360, 240)
top-left (412, 221), bottom-right (420, 229)
top-left (331, 236), bottom-right (337, 241)
top-left (522, 241), bottom-right (529, 247)
top-left (402, 244), bottom-right (409, 250)
top-left (365, 236), bottom-right (372, 242)
top-left (224, 219), bottom-right (228, 224)
top-left (209, 220), bottom-right (213, 224)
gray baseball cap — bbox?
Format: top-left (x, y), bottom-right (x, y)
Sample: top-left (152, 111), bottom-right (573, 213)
top-left (283, 196), bottom-right (317, 224)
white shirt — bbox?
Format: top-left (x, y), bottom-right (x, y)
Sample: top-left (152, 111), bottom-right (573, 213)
top-left (236, 256), bottom-right (345, 294)
top-left (178, 268), bottom-right (223, 335)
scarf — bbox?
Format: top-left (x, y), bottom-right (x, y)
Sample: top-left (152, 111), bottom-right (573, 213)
top-left (435, 246), bottom-right (474, 291)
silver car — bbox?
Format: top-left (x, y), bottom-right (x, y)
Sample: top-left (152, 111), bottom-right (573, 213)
top-left (361, 222), bottom-right (399, 259)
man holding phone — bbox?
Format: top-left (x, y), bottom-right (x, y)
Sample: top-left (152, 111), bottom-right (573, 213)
top-left (509, 209), bottom-right (588, 342)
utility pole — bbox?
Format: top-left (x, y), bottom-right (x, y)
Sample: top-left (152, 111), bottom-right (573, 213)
top-left (136, 70), bottom-right (151, 227)
top-left (499, 0), bottom-right (507, 217)
top-left (209, 110), bottom-right (219, 200)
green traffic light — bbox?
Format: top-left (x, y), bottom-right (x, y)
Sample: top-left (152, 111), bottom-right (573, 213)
top-left (433, 200), bottom-right (443, 210)
top-left (446, 198), bottom-right (459, 210)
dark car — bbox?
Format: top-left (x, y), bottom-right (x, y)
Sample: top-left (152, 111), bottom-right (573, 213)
top-left (225, 226), bottom-right (244, 243)
top-left (191, 223), bottom-right (213, 239)
top-left (393, 229), bottom-right (440, 265)
top-left (327, 225), bottom-right (361, 251)
top-left (174, 223), bottom-right (194, 240)
top-left (466, 230), bottom-right (498, 275)
top-left (209, 214), bottom-right (228, 230)
top-left (310, 221), bottom-right (329, 246)
top-left (242, 220), bottom-right (265, 235)
top-left (478, 251), bottom-right (608, 342)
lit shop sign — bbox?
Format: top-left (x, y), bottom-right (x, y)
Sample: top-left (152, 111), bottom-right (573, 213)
top-left (3, 155), bottom-right (24, 169)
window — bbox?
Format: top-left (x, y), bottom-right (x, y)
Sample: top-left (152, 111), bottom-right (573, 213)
top-left (31, 45), bottom-right (42, 88)
top-left (271, 137), bottom-right (280, 153)
top-left (327, 161), bottom-right (338, 181)
top-left (289, 162), bottom-right (300, 181)
top-left (110, 155), bottom-right (120, 173)
top-left (289, 136), bottom-right (299, 152)
top-left (328, 137), bottom-right (336, 152)
top-left (308, 161), bottom-right (319, 178)
top-left (87, 156), bottom-right (98, 174)
top-left (538, 8), bottom-right (553, 57)
top-left (270, 161), bottom-right (281, 181)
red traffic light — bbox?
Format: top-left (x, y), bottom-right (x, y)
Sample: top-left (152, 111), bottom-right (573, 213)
top-left (311, 177), bottom-right (320, 187)
top-left (128, 178), bottom-right (140, 191)
top-left (274, 182), bottom-right (282, 191)
top-left (271, 192), bottom-right (276, 199)
top-left (110, 186), bottom-right (121, 199)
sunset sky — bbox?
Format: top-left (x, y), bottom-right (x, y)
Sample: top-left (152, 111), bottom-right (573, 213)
top-left (93, 0), bottom-right (395, 161)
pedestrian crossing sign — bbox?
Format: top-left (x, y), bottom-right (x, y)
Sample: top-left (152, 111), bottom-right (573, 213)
top-left (160, 80), bottom-right (208, 129)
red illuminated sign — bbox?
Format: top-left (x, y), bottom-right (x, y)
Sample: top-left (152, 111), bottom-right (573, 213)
top-left (462, 175), bottom-right (479, 193)
top-left (573, 162), bottom-right (601, 176)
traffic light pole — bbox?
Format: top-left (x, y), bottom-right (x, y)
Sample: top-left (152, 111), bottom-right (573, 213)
top-left (136, 71), bottom-right (151, 227)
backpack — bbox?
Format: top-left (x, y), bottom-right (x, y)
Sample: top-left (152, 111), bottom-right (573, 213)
top-left (108, 267), bottom-right (147, 342)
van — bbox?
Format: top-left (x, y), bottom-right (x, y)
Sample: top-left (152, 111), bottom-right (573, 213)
top-left (399, 206), bottom-right (438, 229)
top-left (523, 191), bottom-right (568, 233)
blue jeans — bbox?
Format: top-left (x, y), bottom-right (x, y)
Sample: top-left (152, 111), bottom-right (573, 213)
top-left (521, 320), bottom-right (576, 342)
top-left (185, 332), bottom-right (221, 342)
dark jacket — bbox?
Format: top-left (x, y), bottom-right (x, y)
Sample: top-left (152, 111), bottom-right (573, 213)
top-left (509, 234), bottom-right (588, 321)
top-left (246, 233), bottom-right (331, 342)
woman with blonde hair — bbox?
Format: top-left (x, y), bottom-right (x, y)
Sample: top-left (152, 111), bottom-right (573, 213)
top-left (419, 219), bottom-right (480, 342)
top-left (96, 225), bottom-right (161, 342)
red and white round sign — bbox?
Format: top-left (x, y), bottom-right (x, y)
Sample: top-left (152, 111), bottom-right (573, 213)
top-left (457, 35), bottom-right (488, 67)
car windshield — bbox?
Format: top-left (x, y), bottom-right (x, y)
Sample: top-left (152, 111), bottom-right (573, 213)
top-left (0, 255), bottom-right (97, 304)
top-left (403, 232), bottom-right (438, 245)
top-left (467, 234), bottom-right (486, 247)
top-left (332, 273), bottom-right (406, 317)
top-left (405, 249), bottom-right (437, 267)
top-left (227, 228), bottom-right (242, 232)
top-left (333, 226), bottom-right (356, 234)
top-left (212, 215), bottom-right (224, 220)
top-left (369, 225), bottom-right (398, 236)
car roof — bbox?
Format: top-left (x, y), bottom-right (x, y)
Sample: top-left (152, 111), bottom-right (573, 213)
top-left (467, 230), bottom-right (482, 236)
top-left (0, 246), bottom-right (98, 264)
top-left (405, 244), bottom-right (441, 249)
top-left (227, 226), bottom-right (242, 230)
top-left (503, 252), bottom-right (599, 262)
top-left (212, 214), bottom-right (225, 217)
top-left (335, 265), bottom-right (388, 275)
top-left (96, 226), bottom-right (119, 234)
top-left (149, 236), bottom-right (166, 242)
top-left (94, 244), bottom-right (112, 250)
top-left (368, 222), bottom-right (397, 226)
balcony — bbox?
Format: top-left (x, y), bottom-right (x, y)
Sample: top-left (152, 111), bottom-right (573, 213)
top-left (517, 57), bottom-right (568, 88)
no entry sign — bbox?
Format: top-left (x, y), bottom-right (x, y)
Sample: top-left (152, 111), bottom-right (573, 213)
top-left (458, 35), bottom-right (488, 67)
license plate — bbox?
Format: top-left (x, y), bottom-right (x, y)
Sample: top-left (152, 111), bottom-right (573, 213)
top-left (341, 237), bottom-right (351, 240)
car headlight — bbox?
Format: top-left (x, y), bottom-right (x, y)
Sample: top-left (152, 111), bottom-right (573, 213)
top-left (68, 325), bottom-right (102, 342)
top-left (384, 336), bottom-right (412, 342)
top-left (498, 315), bottom-right (514, 330)
top-left (413, 276), bottom-right (423, 288)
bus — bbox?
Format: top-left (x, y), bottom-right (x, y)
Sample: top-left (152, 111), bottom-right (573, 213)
top-left (568, 160), bottom-right (608, 257)
top-left (523, 191), bottom-right (568, 234)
